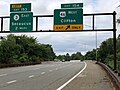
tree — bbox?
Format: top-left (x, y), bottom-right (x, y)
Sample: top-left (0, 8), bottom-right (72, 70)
top-left (0, 34), bottom-right (56, 64)
top-left (97, 38), bottom-right (113, 63)
top-left (85, 49), bottom-right (96, 60)
top-left (117, 18), bottom-right (120, 24)
top-left (65, 53), bottom-right (70, 61)
top-left (56, 55), bottom-right (65, 61)
top-left (71, 52), bottom-right (83, 60)
top-left (0, 34), bottom-right (21, 64)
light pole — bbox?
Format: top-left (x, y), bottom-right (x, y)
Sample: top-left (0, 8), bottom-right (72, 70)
top-left (95, 31), bottom-right (98, 61)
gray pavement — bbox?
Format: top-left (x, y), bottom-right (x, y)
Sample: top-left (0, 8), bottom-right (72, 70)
top-left (63, 61), bottom-right (114, 90)
top-left (0, 61), bottom-right (85, 90)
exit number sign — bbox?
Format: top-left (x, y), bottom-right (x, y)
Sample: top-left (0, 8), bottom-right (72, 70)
top-left (10, 3), bottom-right (31, 12)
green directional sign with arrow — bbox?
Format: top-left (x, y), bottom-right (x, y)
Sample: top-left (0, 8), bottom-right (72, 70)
top-left (10, 12), bottom-right (33, 32)
top-left (54, 9), bottom-right (83, 31)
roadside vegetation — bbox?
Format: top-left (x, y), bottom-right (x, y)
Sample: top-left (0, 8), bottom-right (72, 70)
top-left (56, 52), bottom-right (84, 61)
top-left (0, 34), bottom-right (55, 65)
top-left (85, 34), bottom-right (120, 73)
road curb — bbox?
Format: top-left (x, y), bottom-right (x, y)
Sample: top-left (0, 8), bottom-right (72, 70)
top-left (96, 62), bottom-right (120, 90)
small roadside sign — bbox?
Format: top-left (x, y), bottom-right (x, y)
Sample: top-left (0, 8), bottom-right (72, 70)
top-left (10, 3), bottom-right (31, 12)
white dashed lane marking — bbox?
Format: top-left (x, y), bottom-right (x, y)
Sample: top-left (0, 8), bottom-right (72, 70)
top-left (7, 80), bottom-right (17, 84)
top-left (33, 68), bottom-right (39, 70)
top-left (49, 70), bottom-right (53, 72)
top-left (29, 75), bottom-right (35, 78)
top-left (41, 72), bottom-right (45, 75)
top-left (56, 68), bottom-right (58, 70)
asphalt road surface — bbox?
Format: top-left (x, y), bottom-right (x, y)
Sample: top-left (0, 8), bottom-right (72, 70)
top-left (0, 61), bottom-right (85, 90)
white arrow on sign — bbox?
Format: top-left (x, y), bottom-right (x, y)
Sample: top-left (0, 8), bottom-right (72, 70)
top-left (14, 14), bottom-right (20, 21)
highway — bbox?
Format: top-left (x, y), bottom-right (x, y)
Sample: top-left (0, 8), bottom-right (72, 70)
top-left (0, 61), bottom-right (85, 90)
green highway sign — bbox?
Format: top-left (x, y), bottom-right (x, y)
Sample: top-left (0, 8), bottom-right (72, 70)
top-left (10, 12), bottom-right (33, 32)
top-left (54, 9), bottom-right (83, 31)
top-left (10, 3), bottom-right (31, 12)
top-left (54, 9), bottom-right (83, 25)
top-left (61, 3), bottom-right (83, 9)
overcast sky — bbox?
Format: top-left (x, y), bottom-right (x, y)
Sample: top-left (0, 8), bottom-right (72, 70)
top-left (0, 0), bottom-right (120, 55)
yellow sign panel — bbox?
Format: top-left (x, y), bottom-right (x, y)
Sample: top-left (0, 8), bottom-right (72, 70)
top-left (54, 24), bottom-right (83, 31)
top-left (12, 4), bottom-right (22, 8)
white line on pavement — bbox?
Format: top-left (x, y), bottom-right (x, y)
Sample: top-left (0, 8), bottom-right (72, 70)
top-left (56, 68), bottom-right (58, 70)
top-left (57, 62), bottom-right (87, 90)
top-left (33, 68), bottom-right (39, 70)
top-left (29, 75), bottom-right (35, 78)
top-left (7, 80), bottom-right (17, 84)
top-left (41, 72), bottom-right (45, 75)
top-left (12, 69), bottom-right (19, 71)
top-left (49, 70), bottom-right (53, 72)
top-left (0, 74), bottom-right (7, 77)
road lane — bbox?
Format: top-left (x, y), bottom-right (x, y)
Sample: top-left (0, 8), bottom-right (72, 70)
top-left (0, 61), bottom-right (85, 90)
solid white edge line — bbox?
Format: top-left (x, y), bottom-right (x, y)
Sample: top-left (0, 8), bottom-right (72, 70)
top-left (7, 80), bottom-right (17, 84)
top-left (56, 62), bottom-right (87, 90)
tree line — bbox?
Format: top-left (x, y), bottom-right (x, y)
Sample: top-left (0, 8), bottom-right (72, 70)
top-left (0, 34), bottom-right (55, 64)
top-left (56, 52), bottom-right (84, 61)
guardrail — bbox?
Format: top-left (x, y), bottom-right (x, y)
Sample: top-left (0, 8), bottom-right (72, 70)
top-left (96, 62), bottom-right (120, 90)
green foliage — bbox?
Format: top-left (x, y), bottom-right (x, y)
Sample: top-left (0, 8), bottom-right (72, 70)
top-left (65, 53), bottom-right (70, 61)
top-left (0, 34), bottom-right (55, 64)
top-left (85, 34), bottom-right (120, 72)
top-left (98, 38), bottom-right (113, 63)
top-left (56, 52), bottom-right (83, 61)
top-left (117, 18), bottom-right (120, 24)
top-left (71, 52), bottom-right (83, 60)
top-left (55, 55), bottom-right (65, 61)
top-left (85, 49), bottom-right (96, 60)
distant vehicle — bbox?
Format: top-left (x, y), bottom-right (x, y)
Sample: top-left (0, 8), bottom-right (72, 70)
top-left (62, 59), bottom-right (65, 62)
top-left (54, 59), bottom-right (60, 62)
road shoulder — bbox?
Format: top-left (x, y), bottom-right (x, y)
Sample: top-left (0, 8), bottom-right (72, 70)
top-left (62, 61), bottom-right (114, 90)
